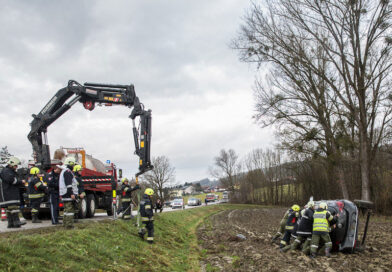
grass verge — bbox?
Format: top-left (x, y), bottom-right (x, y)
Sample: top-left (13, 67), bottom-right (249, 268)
top-left (0, 204), bottom-right (252, 272)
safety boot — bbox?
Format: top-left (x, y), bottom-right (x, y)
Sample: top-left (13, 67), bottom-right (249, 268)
top-left (32, 214), bottom-right (42, 223)
top-left (310, 252), bottom-right (317, 259)
top-left (325, 247), bottom-right (331, 258)
top-left (12, 214), bottom-right (23, 228)
top-left (6, 212), bottom-right (13, 228)
top-left (138, 229), bottom-right (146, 240)
top-left (271, 233), bottom-right (281, 243)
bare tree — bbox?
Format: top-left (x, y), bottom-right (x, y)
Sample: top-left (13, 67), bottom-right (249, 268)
top-left (0, 146), bottom-right (13, 165)
top-left (143, 156), bottom-right (175, 202)
top-left (234, 0), bottom-right (392, 201)
top-left (210, 149), bottom-right (241, 192)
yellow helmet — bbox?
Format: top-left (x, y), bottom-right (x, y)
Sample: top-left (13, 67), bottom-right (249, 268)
top-left (291, 204), bottom-right (300, 212)
top-left (30, 167), bottom-right (40, 175)
top-left (64, 157), bottom-right (76, 166)
top-left (144, 188), bottom-right (154, 196)
top-left (7, 157), bottom-right (21, 167)
top-left (73, 164), bottom-right (82, 172)
top-left (121, 177), bottom-right (129, 183)
top-left (319, 202), bottom-right (328, 210)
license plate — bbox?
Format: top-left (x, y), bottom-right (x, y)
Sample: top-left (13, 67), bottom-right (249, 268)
top-left (40, 203), bottom-right (46, 208)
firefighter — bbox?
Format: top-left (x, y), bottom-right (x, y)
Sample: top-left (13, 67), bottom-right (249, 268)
top-left (272, 205), bottom-right (296, 243)
top-left (279, 204), bottom-right (300, 250)
top-left (28, 167), bottom-right (48, 223)
top-left (120, 178), bottom-right (140, 220)
top-left (310, 202), bottom-right (338, 258)
top-left (283, 201), bottom-right (315, 254)
top-left (48, 165), bottom-right (61, 225)
top-left (59, 157), bottom-right (78, 229)
top-left (0, 157), bottom-right (26, 228)
top-left (155, 198), bottom-right (163, 213)
top-left (73, 164), bottom-right (85, 221)
top-left (138, 188), bottom-right (155, 243)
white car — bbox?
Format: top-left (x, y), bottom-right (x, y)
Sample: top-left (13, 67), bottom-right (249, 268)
top-left (171, 199), bottom-right (184, 209)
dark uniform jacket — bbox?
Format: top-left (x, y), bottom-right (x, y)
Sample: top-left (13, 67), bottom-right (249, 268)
top-left (0, 166), bottom-right (23, 207)
top-left (121, 184), bottom-right (139, 201)
top-left (296, 208), bottom-right (314, 236)
top-left (47, 171), bottom-right (60, 195)
top-left (75, 173), bottom-right (85, 196)
top-left (140, 194), bottom-right (154, 221)
top-left (28, 176), bottom-right (47, 200)
top-left (285, 209), bottom-right (299, 231)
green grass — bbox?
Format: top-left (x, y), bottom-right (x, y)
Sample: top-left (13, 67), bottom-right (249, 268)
top-left (0, 204), bottom-right (249, 272)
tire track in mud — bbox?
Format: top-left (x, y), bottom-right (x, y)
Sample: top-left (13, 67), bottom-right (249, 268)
top-left (197, 207), bottom-right (392, 272)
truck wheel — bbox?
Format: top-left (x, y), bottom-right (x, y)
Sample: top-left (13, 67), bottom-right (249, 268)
top-left (107, 196), bottom-right (119, 216)
top-left (86, 194), bottom-right (96, 218)
top-left (78, 198), bottom-right (87, 219)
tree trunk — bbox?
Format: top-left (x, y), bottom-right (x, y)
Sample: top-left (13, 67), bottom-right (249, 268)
top-left (359, 129), bottom-right (371, 201)
top-left (336, 165), bottom-right (349, 200)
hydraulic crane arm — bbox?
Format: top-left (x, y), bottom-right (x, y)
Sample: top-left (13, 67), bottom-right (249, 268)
top-left (28, 80), bottom-right (153, 176)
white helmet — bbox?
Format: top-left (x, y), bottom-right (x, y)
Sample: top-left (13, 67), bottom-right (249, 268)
top-left (64, 157), bottom-right (76, 166)
top-left (7, 157), bottom-right (21, 167)
top-left (319, 202), bottom-right (328, 210)
top-left (307, 201), bottom-right (314, 208)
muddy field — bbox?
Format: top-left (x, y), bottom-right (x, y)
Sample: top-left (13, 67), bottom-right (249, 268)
top-left (197, 207), bottom-right (392, 272)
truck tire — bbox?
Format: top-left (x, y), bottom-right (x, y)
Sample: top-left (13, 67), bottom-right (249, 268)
top-left (78, 198), bottom-right (87, 219)
top-left (106, 195), bottom-right (119, 216)
top-left (86, 194), bottom-right (96, 218)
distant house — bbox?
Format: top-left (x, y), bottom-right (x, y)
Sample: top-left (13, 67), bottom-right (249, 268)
top-left (184, 186), bottom-right (195, 195)
top-left (170, 189), bottom-right (185, 197)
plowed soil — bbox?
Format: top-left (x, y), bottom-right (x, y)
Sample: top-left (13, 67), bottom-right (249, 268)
top-left (197, 207), bottom-right (392, 272)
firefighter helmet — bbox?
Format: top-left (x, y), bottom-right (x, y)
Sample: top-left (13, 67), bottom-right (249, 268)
top-left (73, 164), bottom-right (82, 172)
top-left (7, 156), bottom-right (21, 167)
top-left (121, 178), bottom-right (129, 183)
top-left (30, 167), bottom-right (40, 175)
top-left (64, 157), bottom-right (76, 166)
top-left (319, 202), bottom-right (328, 210)
top-left (307, 201), bottom-right (315, 208)
top-left (145, 188), bottom-right (154, 196)
top-left (291, 204), bottom-right (300, 212)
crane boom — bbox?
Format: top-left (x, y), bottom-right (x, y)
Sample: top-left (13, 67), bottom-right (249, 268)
top-left (28, 80), bottom-right (153, 176)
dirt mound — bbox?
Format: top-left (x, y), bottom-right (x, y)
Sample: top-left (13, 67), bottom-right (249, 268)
top-left (197, 207), bottom-right (392, 271)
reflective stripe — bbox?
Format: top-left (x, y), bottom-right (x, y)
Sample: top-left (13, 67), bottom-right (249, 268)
top-left (66, 185), bottom-right (72, 188)
top-left (302, 215), bottom-right (309, 219)
top-left (280, 240), bottom-right (287, 245)
top-left (31, 209), bottom-right (38, 212)
top-left (0, 200), bottom-right (20, 206)
top-left (311, 245), bottom-right (319, 248)
top-left (147, 237), bottom-right (154, 241)
top-left (313, 210), bottom-right (329, 232)
top-left (122, 198), bottom-right (131, 202)
top-left (35, 182), bottom-right (42, 188)
top-left (10, 209), bottom-right (20, 214)
top-left (297, 231), bottom-right (312, 235)
top-left (64, 212), bottom-right (74, 216)
top-left (307, 238), bottom-right (312, 241)
top-left (62, 198), bottom-right (73, 201)
top-left (123, 215), bottom-right (131, 219)
top-left (295, 239), bottom-right (301, 243)
top-left (28, 194), bottom-right (45, 199)
top-left (145, 205), bottom-right (151, 209)
top-left (285, 226), bottom-right (294, 230)
top-left (142, 216), bottom-right (153, 221)
top-left (12, 178), bottom-right (18, 185)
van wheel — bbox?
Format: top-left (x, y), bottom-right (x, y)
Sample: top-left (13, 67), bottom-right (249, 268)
top-left (78, 198), bottom-right (87, 219)
top-left (86, 194), bottom-right (96, 218)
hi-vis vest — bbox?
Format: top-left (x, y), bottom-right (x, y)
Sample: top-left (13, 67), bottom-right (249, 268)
top-left (313, 210), bottom-right (330, 233)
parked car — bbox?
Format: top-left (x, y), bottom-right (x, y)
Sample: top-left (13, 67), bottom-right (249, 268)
top-left (221, 191), bottom-right (229, 203)
top-left (187, 198), bottom-right (202, 206)
top-left (171, 198), bottom-right (185, 209)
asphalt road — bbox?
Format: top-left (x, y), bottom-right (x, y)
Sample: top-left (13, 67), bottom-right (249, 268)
top-left (0, 201), bottom-right (221, 233)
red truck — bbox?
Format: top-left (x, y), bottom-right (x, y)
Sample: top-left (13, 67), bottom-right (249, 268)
top-left (22, 147), bottom-right (120, 219)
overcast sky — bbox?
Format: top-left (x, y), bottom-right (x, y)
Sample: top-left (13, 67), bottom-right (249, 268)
top-left (0, 0), bottom-right (273, 184)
